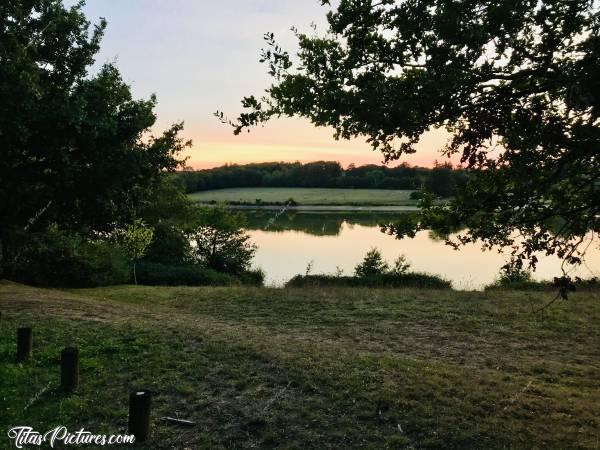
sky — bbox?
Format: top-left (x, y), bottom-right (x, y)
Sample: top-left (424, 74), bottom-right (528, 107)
top-left (74, 0), bottom-right (452, 169)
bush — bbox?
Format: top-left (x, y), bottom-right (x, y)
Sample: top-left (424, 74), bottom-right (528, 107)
top-left (497, 266), bottom-right (532, 284)
top-left (143, 223), bottom-right (191, 265)
top-left (9, 230), bottom-right (129, 287)
top-left (135, 262), bottom-right (240, 286)
top-left (191, 205), bottom-right (257, 275)
top-left (135, 262), bottom-right (265, 286)
top-left (236, 268), bottom-right (266, 286)
top-left (485, 276), bottom-right (600, 291)
top-left (355, 248), bottom-right (389, 277)
top-left (283, 249), bottom-right (451, 289)
top-left (286, 273), bottom-right (451, 289)
top-left (484, 266), bottom-right (536, 290)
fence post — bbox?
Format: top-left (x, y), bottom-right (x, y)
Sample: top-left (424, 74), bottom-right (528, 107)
top-left (16, 327), bottom-right (32, 362)
top-left (61, 347), bottom-right (79, 393)
top-left (128, 390), bottom-right (152, 442)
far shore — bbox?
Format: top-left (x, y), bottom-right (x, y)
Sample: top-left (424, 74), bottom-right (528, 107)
top-left (199, 203), bottom-right (420, 212)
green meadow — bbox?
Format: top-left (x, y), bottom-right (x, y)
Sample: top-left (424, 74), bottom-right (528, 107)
top-left (188, 187), bottom-right (417, 206)
top-left (1, 281), bottom-right (599, 449)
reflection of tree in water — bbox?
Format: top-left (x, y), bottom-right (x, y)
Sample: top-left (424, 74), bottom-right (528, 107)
top-left (243, 211), bottom-right (417, 236)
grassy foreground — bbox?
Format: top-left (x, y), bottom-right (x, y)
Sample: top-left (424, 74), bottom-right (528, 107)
top-left (1, 282), bottom-right (599, 449)
top-left (188, 187), bottom-right (416, 206)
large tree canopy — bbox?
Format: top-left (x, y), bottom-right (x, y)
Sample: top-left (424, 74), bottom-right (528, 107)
top-left (225, 0), bottom-right (600, 285)
top-left (0, 0), bottom-right (189, 254)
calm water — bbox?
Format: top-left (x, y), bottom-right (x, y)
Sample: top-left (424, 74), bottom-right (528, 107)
top-left (241, 210), bottom-right (600, 290)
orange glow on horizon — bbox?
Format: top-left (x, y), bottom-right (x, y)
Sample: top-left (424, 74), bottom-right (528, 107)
top-left (179, 118), bottom-right (459, 170)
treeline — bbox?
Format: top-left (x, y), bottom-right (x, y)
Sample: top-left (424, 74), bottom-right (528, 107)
top-left (177, 161), bottom-right (468, 198)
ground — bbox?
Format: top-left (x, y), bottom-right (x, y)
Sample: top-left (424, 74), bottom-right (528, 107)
top-left (1, 281), bottom-right (599, 449)
top-left (188, 187), bottom-right (416, 206)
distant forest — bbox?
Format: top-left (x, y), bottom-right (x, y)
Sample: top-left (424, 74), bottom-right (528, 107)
top-left (177, 161), bottom-right (467, 198)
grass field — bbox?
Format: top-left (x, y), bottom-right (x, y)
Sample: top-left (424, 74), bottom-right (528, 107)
top-left (1, 281), bottom-right (599, 449)
top-left (188, 187), bottom-right (416, 206)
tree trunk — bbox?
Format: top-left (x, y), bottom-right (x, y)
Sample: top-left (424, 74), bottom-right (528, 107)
top-left (133, 261), bottom-right (137, 285)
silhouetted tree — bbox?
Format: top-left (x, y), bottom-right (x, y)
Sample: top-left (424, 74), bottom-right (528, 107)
top-left (0, 0), bottom-right (189, 272)
top-left (224, 0), bottom-right (600, 283)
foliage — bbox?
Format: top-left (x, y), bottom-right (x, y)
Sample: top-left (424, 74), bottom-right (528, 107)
top-left (498, 266), bottom-right (533, 285)
top-left (409, 191), bottom-right (424, 200)
top-left (191, 206), bottom-right (257, 275)
top-left (286, 273), bottom-right (451, 289)
top-left (135, 262), bottom-right (241, 286)
top-left (121, 220), bottom-right (154, 284)
top-left (143, 223), bottom-right (192, 266)
top-left (138, 175), bottom-right (199, 232)
top-left (425, 162), bottom-right (458, 198)
top-left (122, 220), bottom-right (155, 262)
top-left (354, 248), bottom-right (389, 277)
top-left (305, 260), bottom-right (315, 276)
top-left (8, 229), bottom-right (129, 287)
top-left (235, 268), bottom-right (266, 287)
top-left (0, 0), bottom-right (189, 271)
top-left (390, 254), bottom-right (411, 276)
top-left (178, 161), bottom-right (464, 195)
top-left (289, 248), bottom-right (449, 287)
top-left (485, 276), bottom-right (600, 292)
top-left (225, 0), bottom-right (600, 281)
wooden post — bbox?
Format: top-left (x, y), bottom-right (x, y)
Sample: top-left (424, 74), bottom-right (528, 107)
top-left (61, 347), bottom-right (79, 393)
top-left (128, 390), bottom-right (152, 442)
top-left (16, 327), bottom-right (32, 362)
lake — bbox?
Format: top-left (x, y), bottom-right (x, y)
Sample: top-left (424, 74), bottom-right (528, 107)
top-left (240, 210), bottom-right (600, 290)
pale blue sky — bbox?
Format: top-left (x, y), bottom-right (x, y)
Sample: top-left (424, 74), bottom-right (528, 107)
top-left (70, 1), bottom-right (448, 168)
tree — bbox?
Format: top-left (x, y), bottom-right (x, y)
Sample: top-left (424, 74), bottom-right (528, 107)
top-left (425, 162), bottom-right (456, 198)
top-left (0, 0), bottom-right (189, 272)
top-left (224, 0), bottom-right (600, 289)
top-left (355, 248), bottom-right (389, 277)
top-left (121, 220), bottom-right (154, 285)
top-left (191, 206), bottom-right (257, 275)
top-left (139, 176), bottom-right (197, 266)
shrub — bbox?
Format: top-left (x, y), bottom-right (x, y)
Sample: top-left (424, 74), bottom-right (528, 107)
top-left (286, 273), bottom-right (451, 289)
top-left (485, 276), bottom-right (600, 291)
top-left (236, 268), bottom-right (266, 286)
top-left (355, 248), bottom-right (389, 277)
top-left (497, 266), bottom-right (532, 285)
top-left (390, 255), bottom-right (411, 275)
top-left (10, 230), bottom-right (129, 287)
top-left (135, 262), bottom-right (240, 286)
top-left (135, 262), bottom-right (265, 286)
top-left (143, 223), bottom-right (192, 265)
top-left (409, 191), bottom-right (424, 200)
top-left (286, 250), bottom-right (451, 289)
top-left (191, 205), bottom-right (257, 275)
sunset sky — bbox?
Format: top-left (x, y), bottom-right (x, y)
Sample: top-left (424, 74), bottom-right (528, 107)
top-left (76, 0), bottom-right (452, 169)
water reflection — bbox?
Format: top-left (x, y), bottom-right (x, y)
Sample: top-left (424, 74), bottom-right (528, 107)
top-left (241, 211), bottom-right (600, 290)
top-left (244, 210), bottom-right (414, 236)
